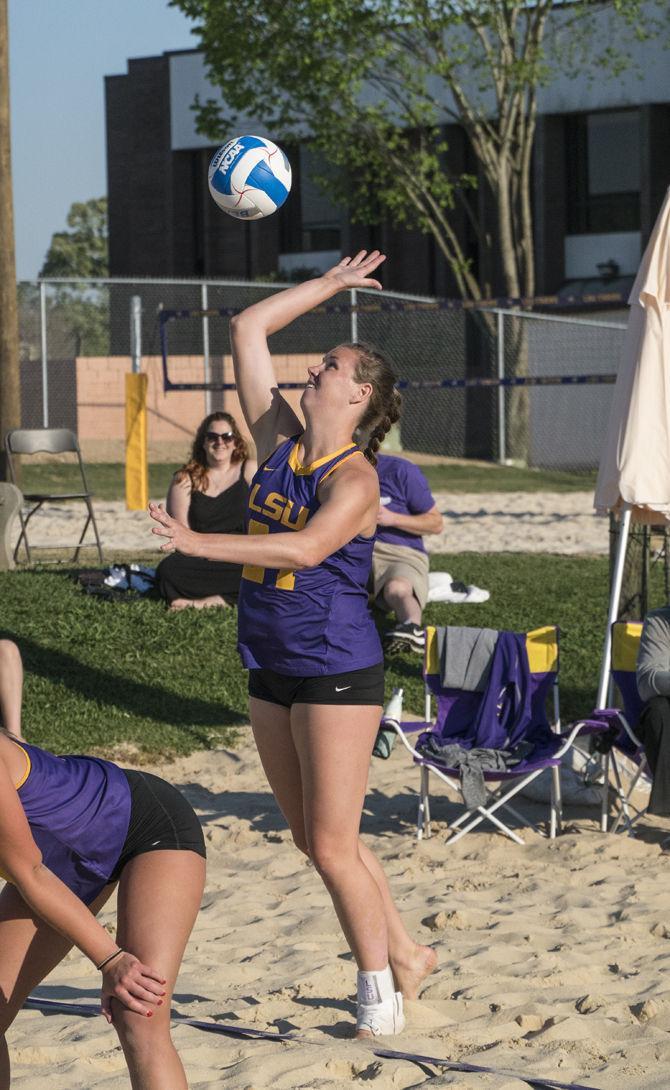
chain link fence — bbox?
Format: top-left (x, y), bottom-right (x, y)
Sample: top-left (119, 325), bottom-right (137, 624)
top-left (16, 277), bottom-right (627, 469)
top-left (496, 309), bottom-right (626, 470)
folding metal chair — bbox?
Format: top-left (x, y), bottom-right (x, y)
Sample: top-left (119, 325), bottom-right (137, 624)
top-left (387, 624), bottom-right (585, 845)
top-left (5, 428), bottom-right (104, 564)
top-left (576, 621), bottom-right (650, 835)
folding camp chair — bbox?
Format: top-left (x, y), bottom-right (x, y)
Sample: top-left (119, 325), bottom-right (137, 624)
top-left (576, 621), bottom-right (651, 835)
top-left (388, 624), bottom-right (584, 845)
top-left (5, 428), bottom-right (104, 564)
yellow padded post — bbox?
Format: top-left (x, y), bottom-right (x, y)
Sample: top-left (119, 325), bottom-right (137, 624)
top-left (125, 373), bottom-right (148, 511)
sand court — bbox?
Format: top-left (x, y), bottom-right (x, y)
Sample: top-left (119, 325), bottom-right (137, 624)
top-left (10, 741), bottom-right (670, 1089)
top-left (7, 487), bottom-right (670, 1088)
top-left (9, 490), bottom-right (609, 557)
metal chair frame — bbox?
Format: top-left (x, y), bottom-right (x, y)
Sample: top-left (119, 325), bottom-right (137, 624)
top-left (574, 621), bottom-right (651, 836)
top-left (389, 625), bottom-right (585, 845)
top-left (5, 428), bottom-right (104, 564)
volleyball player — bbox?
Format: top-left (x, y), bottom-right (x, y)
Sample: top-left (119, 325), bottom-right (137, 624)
top-left (150, 251), bottom-right (436, 1037)
top-left (0, 677), bottom-right (205, 1090)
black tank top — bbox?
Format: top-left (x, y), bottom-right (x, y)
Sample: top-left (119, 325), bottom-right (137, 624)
top-left (187, 464), bottom-right (248, 534)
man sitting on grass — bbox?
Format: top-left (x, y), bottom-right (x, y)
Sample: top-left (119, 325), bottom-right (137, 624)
top-left (371, 454), bottom-right (443, 654)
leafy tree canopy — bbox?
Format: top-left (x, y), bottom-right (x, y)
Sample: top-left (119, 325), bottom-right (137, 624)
top-left (171, 0), bottom-right (654, 302)
top-left (39, 197), bottom-right (108, 279)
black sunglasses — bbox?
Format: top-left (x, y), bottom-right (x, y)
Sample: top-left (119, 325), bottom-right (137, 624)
top-left (205, 431), bottom-right (235, 444)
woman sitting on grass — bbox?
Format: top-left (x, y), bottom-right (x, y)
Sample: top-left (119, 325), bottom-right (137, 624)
top-left (0, 641), bottom-right (205, 1090)
top-left (157, 412), bottom-right (256, 610)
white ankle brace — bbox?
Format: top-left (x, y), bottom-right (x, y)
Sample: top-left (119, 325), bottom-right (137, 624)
top-left (357, 965), bottom-right (395, 1006)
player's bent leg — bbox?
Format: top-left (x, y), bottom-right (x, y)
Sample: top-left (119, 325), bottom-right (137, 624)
top-left (356, 840), bottom-right (437, 1000)
top-left (290, 702), bottom-right (410, 1036)
top-left (290, 702), bottom-right (389, 965)
top-left (250, 696), bottom-right (310, 854)
top-left (113, 849), bottom-right (205, 1090)
top-left (0, 882), bottom-right (115, 1090)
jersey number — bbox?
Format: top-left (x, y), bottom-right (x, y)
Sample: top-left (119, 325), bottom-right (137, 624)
top-left (242, 520), bottom-right (295, 590)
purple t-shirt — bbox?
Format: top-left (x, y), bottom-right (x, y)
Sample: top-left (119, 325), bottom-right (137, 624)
top-left (376, 454), bottom-right (436, 554)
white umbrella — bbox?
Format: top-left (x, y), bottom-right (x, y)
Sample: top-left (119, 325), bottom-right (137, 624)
top-left (594, 184), bottom-right (670, 707)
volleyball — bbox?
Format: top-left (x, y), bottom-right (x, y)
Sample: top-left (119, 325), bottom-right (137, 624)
top-left (208, 135), bottom-right (292, 220)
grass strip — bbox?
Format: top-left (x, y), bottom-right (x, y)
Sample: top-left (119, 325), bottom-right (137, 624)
top-left (18, 460), bottom-right (597, 503)
top-left (2, 551), bottom-right (658, 761)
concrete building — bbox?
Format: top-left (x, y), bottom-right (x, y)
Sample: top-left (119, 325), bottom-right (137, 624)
top-left (105, 5), bottom-right (670, 299)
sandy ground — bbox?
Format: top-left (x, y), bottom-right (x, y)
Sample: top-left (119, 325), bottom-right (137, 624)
top-left (9, 742), bottom-right (670, 1089)
top-left (10, 490), bottom-right (609, 557)
top-left (11, 491), bottom-right (665, 1089)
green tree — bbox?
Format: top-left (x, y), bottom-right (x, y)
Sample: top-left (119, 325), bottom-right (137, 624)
top-left (40, 197), bottom-right (108, 279)
top-left (172, 0), bottom-right (652, 305)
top-left (39, 198), bottom-right (109, 357)
top-left (173, 0), bottom-right (656, 460)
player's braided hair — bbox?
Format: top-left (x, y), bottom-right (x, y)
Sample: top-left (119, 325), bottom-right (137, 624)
top-left (346, 342), bottom-right (402, 466)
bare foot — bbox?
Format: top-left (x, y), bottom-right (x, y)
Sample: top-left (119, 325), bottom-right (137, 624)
top-left (391, 944), bottom-right (438, 1001)
top-left (168, 596), bottom-right (228, 611)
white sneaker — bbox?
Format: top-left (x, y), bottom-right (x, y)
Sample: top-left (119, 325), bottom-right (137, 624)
top-left (356, 991), bottom-right (405, 1036)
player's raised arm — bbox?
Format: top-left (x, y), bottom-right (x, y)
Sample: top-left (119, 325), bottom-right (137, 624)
top-left (229, 251), bottom-right (386, 463)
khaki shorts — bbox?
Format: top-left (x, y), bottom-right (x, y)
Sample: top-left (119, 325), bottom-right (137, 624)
top-left (370, 541), bottom-right (429, 611)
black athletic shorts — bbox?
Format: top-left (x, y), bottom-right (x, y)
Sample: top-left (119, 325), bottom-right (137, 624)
top-left (248, 661), bottom-right (385, 709)
top-left (109, 770), bottom-right (206, 882)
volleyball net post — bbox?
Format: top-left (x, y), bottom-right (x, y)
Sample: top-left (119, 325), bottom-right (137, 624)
top-left (125, 296), bottom-right (149, 511)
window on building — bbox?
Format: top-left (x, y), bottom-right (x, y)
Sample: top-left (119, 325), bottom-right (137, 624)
top-left (297, 146), bottom-right (342, 252)
top-left (566, 109), bottom-right (640, 234)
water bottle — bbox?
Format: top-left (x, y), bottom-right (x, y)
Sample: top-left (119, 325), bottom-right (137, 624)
top-left (372, 687), bottom-right (404, 759)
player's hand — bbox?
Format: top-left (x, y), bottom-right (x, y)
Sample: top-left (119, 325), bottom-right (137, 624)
top-left (100, 952), bottom-right (167, 1024)
top-left (149, 502), bottom-right (199, 555)
top-left (323, 250), bottom-right (386, 291)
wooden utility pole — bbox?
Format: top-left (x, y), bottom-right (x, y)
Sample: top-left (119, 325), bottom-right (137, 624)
top-left (0, 0), bottom-right (20, 480)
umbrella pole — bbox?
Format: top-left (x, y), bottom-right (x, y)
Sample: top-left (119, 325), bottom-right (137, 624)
top-left (596, 503), bottom-right (633, 709)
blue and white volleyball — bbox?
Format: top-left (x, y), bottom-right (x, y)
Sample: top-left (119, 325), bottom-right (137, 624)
top-left (208, 135), bottom-right (292, 220)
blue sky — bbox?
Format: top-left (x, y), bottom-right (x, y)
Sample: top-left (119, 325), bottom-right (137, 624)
top-left (8, 0), bottom-right (197, 279)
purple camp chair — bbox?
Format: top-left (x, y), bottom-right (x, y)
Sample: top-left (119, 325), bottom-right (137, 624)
top-left (386, 625), bottom-right (585, 845)
top-left (574, 621), bottom-right (650, 835)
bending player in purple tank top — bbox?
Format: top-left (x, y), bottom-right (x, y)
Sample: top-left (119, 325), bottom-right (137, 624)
top-left (0, 645), bottom-right (205, 1090)
top-left (150, 250), bottom-right (437, 1038)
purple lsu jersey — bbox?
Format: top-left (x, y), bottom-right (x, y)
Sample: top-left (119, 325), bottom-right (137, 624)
top-left (9, 741), bottom-right (132, 904)
top-left (237, 436), bottom-right (383, 675)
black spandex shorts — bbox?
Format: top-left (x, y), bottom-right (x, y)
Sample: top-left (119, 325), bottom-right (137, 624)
top-left (109, 770), bottom-right (206, 882)
top-left (248, 661), bottom-right (385, 709)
